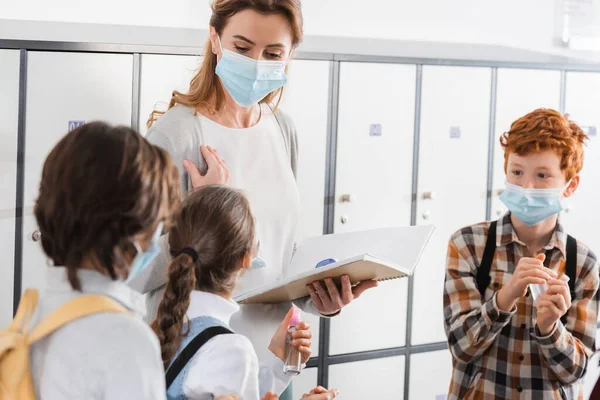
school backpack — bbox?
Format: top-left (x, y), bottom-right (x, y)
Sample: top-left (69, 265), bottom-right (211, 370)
top-left (0, 288), bottom-right (127, 399)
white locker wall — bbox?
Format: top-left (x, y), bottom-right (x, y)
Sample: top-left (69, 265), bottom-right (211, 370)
top-left (491, 69), bottom-right (561, 218)
top-left (329, 356), bottom-right (405, 399)
top-left (412, 66), bottom-right (491, 345)
top-left (329, 62), bottom-right (415, 355)
top-left (0, 49), bottom-right (20, 328)
top-left (138, 54), bottom-right (201, 135)
top-left (22, 52), bottom-right (133, 294)
top-left (562, 72), bottom-right (600, 261)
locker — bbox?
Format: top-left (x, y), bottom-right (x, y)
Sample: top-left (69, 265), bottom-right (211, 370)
top-left (329, 62), bottom-right (415, 355)
top-left (562, 72), bottom-right (600, 268)
top-left (291, 367), bottom-right (318, 399)
top-left (280, 59), bottom-right (330, 242)
top-left (279, 59), bottom-right (331, 357)
top-left (412, 66), bottom-right (491, 345)
top-left (409, 350), bottom-right (452, 399)
top-left (22, 52), bottom-right (133, 296)
top-left (0, 50), bottom-right (20, 328)
top-left (138, 54), bottom-right (201, 135)
top-left (328, 356), bottom-right (405, 399)
top-left (491, 69), bottom-right (561, 218)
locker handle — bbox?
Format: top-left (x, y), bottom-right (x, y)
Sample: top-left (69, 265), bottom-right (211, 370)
top-left (422, 192), bottom-right (437, 200)
top-left (32, 230), bottom-right (41, 242)
top-left (340, 194), bottom-right (355, 203)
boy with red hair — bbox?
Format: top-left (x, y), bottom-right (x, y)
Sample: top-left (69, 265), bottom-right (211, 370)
top-left (444, 109), bottom-right (599, 399)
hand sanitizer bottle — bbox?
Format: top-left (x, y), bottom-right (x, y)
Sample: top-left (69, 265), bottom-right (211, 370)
top-left (284, 307), bottom-right (302, 376)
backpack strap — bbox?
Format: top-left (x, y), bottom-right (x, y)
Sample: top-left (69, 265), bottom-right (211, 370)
top-left (561, 235), bottom-right (578, 326)
top-left (8, 289), bottom-right (39, 335)
top-left (476, 221), bottom-right (498, 297)
top-left (565, 235), bottom-right (577, 297)
top-left (165, 326), bottom-right (233, 389)
top-left (27, 294), bottom-right (128, 345)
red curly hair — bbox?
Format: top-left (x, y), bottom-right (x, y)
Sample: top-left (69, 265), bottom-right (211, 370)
top-left (500, 108), bottom-right (588, 181)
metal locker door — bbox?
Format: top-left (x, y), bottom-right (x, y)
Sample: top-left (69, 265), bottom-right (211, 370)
top-left (413, 65), bottom-right (491, 346)
top-left (280, 59), bottom-right (330, 243)
top-left (409, 350), bottom-right (452, 399)
top-left (21, 52), bottom-right (133, 297)
top-left (0, 49), bottom-right (21, 327)
top-left (279, 59), bottom-right (331, 358)
top-left (491, 69), bottom-right (561, 218)
top-left (329, 62), bottom-right (415, 356)
top-left (138, 54), bottom-right (201, 135)
top-left (562, 72), bottom-right (600, 262)
top-left (329, 356), bottom-right (405, 400)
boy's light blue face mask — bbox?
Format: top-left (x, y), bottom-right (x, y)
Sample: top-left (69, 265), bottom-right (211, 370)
top-left (215, 36), bottom-right (289, 108)
top-left (126, 222), bottom-right (163, 282)
top-left (499, 182), bottom-right (570, 226)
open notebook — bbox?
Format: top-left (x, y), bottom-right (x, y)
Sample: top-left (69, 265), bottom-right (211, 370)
top-left (234, 225), bottom-right (435, 304)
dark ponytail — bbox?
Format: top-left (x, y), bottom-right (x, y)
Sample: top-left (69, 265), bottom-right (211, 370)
top-left (151, 253), bottom-right (197, 368)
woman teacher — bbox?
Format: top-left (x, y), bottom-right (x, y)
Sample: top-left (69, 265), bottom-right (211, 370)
top-left (133, 0), bottom-right (377, 396)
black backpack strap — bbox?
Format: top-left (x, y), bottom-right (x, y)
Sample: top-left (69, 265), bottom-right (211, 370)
top-left (476, 221), bottom-right (498, 297)
top-left (561, 235), bottom-right (578, 325)
top-left (165, 325), bottom-right (233, 389)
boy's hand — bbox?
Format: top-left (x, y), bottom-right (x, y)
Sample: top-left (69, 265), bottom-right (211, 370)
top-left (536, 278), bottom-right (572, 335)
top-left (497, 254), bottom-right (557, 312)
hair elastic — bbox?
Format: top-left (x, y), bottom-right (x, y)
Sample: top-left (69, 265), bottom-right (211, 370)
top-left (171, 247), bottom-right (199, 262)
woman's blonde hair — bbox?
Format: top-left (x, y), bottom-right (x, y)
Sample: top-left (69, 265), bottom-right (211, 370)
top-left (147, 0), bottom-right (303, 129)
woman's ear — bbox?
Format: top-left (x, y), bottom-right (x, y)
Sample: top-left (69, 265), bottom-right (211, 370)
top-left (564, 175), bottom-right (580, 198)
top-left (209, 26), bottom-right (219, 56)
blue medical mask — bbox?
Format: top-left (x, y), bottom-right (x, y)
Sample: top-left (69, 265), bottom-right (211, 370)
top-left (126, 222), bottom-right (163, 282)
top-left (499, 182), bottom-right (569, 226)
top-left (215, 37), bottom-right (288, 107)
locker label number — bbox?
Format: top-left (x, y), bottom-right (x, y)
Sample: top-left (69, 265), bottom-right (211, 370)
top-left (589, 126), bottom-right (597, 137)
top-left (450, 126), bottom-right (461, 139)
top-left (369, 124), bottom-right (382, 136)
top-left (69, 120), bottom-right (86, 132)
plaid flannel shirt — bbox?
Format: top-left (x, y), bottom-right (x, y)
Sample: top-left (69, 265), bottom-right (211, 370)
top-left (444, 213), bottom-right (599, 399)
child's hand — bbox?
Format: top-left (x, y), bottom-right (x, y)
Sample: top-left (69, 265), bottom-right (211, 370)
top-left (302, 386), bottom-right (339, 399)
top-left (261, 392), bottom-right (279, 400)
top-left (269, 307), bottom-right (313, 363)
top-left (216, 395), bottom-right (239, 400)
top-left (293, 320), bottom-right (313, 364)
top-left (497, 254), bottom-right (557, 311)
top-left (536, 278), bottom-right (572, 335)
